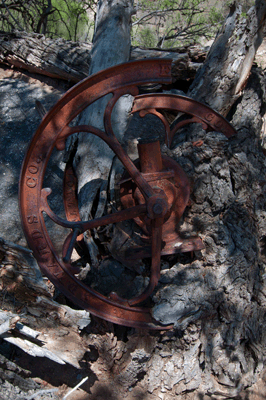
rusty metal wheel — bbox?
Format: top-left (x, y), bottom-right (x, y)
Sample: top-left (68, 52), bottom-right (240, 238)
top-left (19, 59), bottom-right (236, 329)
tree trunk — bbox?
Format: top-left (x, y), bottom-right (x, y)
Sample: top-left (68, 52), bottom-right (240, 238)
top-left (144, 66), bottom-right (266, 398)
top-left (0, 31), bottom-right (92, 83)
top-left (0, 31), bottom-right (206, 83)
top-left (69, 0), bottom-right (134, 264)
top-left (188, 1), bottom-right (266, 116)
top-left (142, 1), bottom-right (266, 398)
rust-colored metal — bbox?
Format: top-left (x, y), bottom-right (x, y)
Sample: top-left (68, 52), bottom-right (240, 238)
top-left (132, 94), bottom-right (236, 147)
top-left (19, 59), bottom-right (237, 330)
top-left (120, 148), bottom-right (195, 255)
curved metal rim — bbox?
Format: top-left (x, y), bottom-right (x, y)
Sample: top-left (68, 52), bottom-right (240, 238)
top-left (132, 93), bottom-right (236, 143)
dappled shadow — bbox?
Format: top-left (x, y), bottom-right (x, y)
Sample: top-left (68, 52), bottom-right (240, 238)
top-left (0, 75), bottom-right (64, 245)
top-left (0, 338), bottom-right (97, 394)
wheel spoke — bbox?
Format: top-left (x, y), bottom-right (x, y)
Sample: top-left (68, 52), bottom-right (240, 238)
top-left (103, 86), bottom-right (139, 138)
top-left (57, 123), bottom-right (155, 200)
top-left (41, 188), bottom-right (146, 232)
top-left (62, 227), bottom-right (80, 263)
top-left (21, 60), bottom-right (236, 329)
top-left (128, 217), bottom-right (163, 306)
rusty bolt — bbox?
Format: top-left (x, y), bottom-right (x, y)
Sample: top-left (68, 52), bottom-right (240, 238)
top-left (153, 203), bottom-right (163, 215)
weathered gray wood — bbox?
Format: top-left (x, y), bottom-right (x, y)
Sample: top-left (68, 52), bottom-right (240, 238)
top-left (0, 31), bottom-right (205, 83)
top-left (0, 237), bottom-right (90, 331)
top-left (143, 65), bottom-right (266, 399)
top-left (71, 0), bottom-right (134, 263)
top-left (1, 334), bottom-right (66, 364)
top-left (0, 237), bottom-right (90, 369)
top-left (70, 2), bottom-right (266, 399)
top-left (0, 31), bottom-right (92, 82)
top-left (0, 353), bottom-right (39, 393)
top-left (0, 237), bottom-right (51, 301)
top-left (188, 1), bottom-right (266, 116)
top-left (0, 313), bottom-right (19, 335)
top-left (131, 45), bottom-right (207, 81)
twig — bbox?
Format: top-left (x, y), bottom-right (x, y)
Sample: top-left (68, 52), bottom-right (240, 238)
top-left (62, 377), bottom-right (88, 400)
top-left (35, 100), bottom-right (47, 119)
top-left (1, 0), bottom-right (23, 31)
top-left (0, 237), bottom-right (32, 254)
top-left (16, 322), bottom-right (41, 339)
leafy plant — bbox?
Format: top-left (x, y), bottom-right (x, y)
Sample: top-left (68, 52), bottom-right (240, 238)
top-left (132, 0), bottom-right (230, 49)
top-left (137, 26), bottom-right (157, 47)
top-left (0, 0), bottom-right (96, 41)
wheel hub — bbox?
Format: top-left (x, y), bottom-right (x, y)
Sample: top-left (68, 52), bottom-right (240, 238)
top-left (120, 140), bottom-right (204, 258)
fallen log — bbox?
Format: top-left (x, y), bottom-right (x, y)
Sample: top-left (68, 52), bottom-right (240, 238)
top-left (0, 31), bottom-right (92, 82)
top-left (0, 31), bottom-right (207, 83)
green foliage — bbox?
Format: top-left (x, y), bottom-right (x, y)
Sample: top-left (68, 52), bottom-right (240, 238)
top-left (132, 0), bottom-right (229, 49)
top-left (138, 27), bottom-right (157, 47)
top-left (209, 7), bottom-right (224, 25)
top-left (46, 0), bottom-right (92, 41)
top-left (0, 0), bottom-right (96, 41)
top-left (0, 0), bottom-right (257, 47)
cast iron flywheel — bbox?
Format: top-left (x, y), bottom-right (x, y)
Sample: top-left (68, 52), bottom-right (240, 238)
top-left (19, 59), bottom-right (236, 329)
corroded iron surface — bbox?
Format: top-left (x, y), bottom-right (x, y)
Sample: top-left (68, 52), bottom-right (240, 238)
top-left (19, 59), bottom-right (236, 329)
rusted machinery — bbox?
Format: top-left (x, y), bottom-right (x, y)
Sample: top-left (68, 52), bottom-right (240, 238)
top-left (19, 59), bottom-right (236, 329)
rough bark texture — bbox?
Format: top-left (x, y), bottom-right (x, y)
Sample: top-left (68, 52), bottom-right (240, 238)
top-left (0, 31), bottom-right (92, 83)
top-left (75, 60), bottom-right (266, 400)
top-left (75, 73), bottom-right (266, 400)
top-left (188, 1), bottom-right (266, 116)
top-left (0, 31), bottom-right (206, 84)
top-left (143, 67), bottom-right (266, 398)
top-left (131, 2), bottom-right (266, 397)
